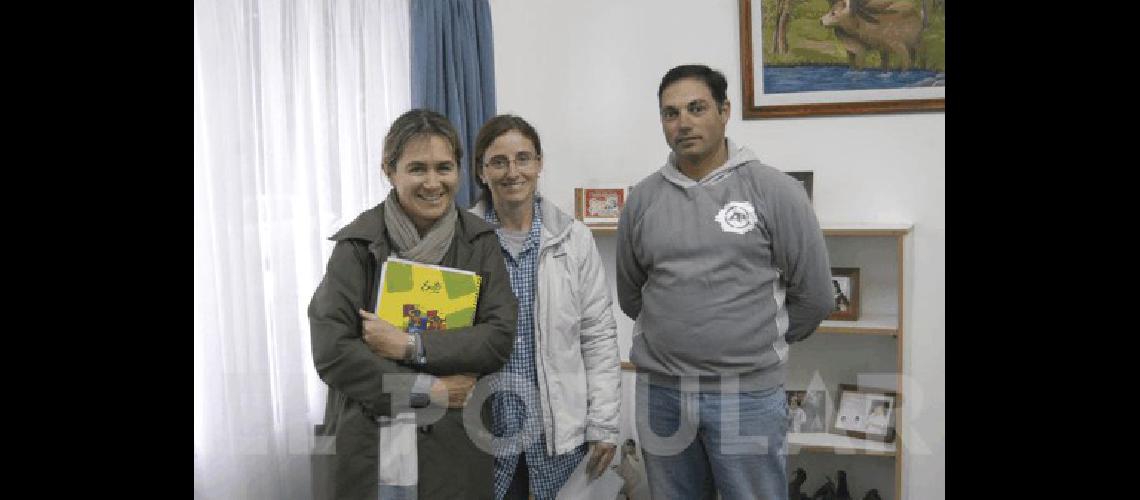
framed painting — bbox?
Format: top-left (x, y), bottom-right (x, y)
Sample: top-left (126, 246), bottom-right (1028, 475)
top-left (738, 0), bottom-right (945, 118)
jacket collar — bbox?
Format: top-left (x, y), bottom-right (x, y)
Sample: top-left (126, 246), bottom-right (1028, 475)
top-left (538, 197), bottom-right (574, 248)
top-left (468, 194), bottom-right (575, 249)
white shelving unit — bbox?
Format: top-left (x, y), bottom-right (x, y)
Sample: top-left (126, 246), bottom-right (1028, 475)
top-left (784, 223), bottom-right (912, 500)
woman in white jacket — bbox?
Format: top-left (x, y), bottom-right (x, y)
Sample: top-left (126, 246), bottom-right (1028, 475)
top-left (469, 114), bottom-right (621, 500)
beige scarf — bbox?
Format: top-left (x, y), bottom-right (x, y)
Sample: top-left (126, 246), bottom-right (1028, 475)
top-left (383, 188), bottom-right (457, 265)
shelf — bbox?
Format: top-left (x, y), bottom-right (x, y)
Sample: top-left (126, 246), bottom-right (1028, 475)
top-left (821, 223), bottom-right (912, 237)
top-left (787, 432), bottom-right (896, 457)
top-left (586, 225), bottom-right (618, 234)
top-left (817, 315), bottom-right (899, 336)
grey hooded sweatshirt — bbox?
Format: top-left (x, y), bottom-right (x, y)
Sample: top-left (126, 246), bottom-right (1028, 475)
top-left (615, 138), bottom-right (834, 391)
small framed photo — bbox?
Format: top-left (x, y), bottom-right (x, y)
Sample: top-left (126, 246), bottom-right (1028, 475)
top-left (827, 267), bottom-right (860, 321)
top-left (786, 389), bottom-right (828, 434)
top-left (832, 384), bottom-right (897, 443)
top-left (574, 188), bottom-right (627, 227)
top-left (786, 171), bottom-right (813, 203)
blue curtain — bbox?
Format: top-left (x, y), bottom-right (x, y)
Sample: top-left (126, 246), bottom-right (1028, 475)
top-left (410, 0), bottom-right (497, 209)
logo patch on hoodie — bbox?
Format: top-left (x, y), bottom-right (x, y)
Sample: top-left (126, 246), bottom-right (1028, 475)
top-left (714, 201), bottom-right (758, 234)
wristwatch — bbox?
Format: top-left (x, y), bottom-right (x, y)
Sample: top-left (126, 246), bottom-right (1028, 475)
top-left (404, 333), bottom-right (416, 362)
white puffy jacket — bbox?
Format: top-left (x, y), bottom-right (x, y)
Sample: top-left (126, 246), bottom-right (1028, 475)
top-left (471, 196), bottom-right (621, 454)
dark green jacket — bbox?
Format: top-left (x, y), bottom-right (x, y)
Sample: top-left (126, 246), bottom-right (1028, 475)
top-left (308, 202), bottom-right (518, 500)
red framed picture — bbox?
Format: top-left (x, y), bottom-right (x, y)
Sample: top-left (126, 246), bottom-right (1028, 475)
top-left (574, 188), bottom-right (626, 228)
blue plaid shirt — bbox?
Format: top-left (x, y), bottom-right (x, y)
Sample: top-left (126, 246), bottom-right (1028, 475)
top-left (483, 197), bottom-right (586, 500)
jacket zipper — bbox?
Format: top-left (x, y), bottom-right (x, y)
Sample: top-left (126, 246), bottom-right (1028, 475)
top-left (535, 242), bottom-right (556, 456)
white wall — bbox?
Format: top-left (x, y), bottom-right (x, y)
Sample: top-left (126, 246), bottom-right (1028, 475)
top-left (488, 0), bottom-right (945, 498)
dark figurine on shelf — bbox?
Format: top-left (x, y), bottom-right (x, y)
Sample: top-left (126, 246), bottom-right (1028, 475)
top-left (789, 468), bottom-right (808, 500)
top-left (862, 488), bottom-right (882, 500)
top-left (812, 476), bottom-right (837, 500)
top-left (836, 470), bottom-right (851, 500)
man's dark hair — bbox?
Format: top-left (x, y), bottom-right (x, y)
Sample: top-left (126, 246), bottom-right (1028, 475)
top-left (657, 64), bottom-right (728, 108)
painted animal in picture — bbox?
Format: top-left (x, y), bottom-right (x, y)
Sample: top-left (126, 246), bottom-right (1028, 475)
top-left (820, 0), bottom-right (924, 70)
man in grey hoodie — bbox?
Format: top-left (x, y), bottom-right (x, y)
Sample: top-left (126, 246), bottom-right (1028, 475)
top-left (615, 64), bottom-right (834, 500)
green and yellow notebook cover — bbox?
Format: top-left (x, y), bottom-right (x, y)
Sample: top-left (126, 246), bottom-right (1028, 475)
top-left (375, 257), bottom-right (482, 332)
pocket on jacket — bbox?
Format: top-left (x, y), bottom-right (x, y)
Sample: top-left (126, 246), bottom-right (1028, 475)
top-left (553, 366), bottom-right (588, 422)
top-left (547, 254), bottom-right (582, 348)
top-left (554, 251), bottom-right (580, 304)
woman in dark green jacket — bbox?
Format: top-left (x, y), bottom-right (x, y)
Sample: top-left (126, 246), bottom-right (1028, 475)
top-left (308, 108), bottom-right (518, 500)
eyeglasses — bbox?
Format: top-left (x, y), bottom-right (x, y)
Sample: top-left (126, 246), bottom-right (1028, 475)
top-left (484, 152), bottom-right (539, 172)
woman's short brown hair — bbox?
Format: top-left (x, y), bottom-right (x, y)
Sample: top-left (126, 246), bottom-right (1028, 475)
top-left (471, 114), bottom-right (542, 205)
top-left (382, 108), bottom-right (463, 173)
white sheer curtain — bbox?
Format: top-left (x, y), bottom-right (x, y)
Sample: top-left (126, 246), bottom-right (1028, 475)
top-left (194, 0), bottom-right (410, 498)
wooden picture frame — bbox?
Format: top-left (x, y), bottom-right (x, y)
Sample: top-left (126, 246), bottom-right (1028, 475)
top-left (574, 187), bottom-right (626, 228)
top-left (827, 267), bottom-right (859, 321)
top-left (787, 170), bottom-right (813, 203)
top-left (738, 0), bottom-right (945, 119)
top-left (832, 383), bottom-right (897, 442)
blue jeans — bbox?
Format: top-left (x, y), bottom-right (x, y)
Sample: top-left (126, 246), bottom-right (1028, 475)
top-left (378, 485), bottom-right (416, 500)
top-left (635, 378), bottom-right (788, 500)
